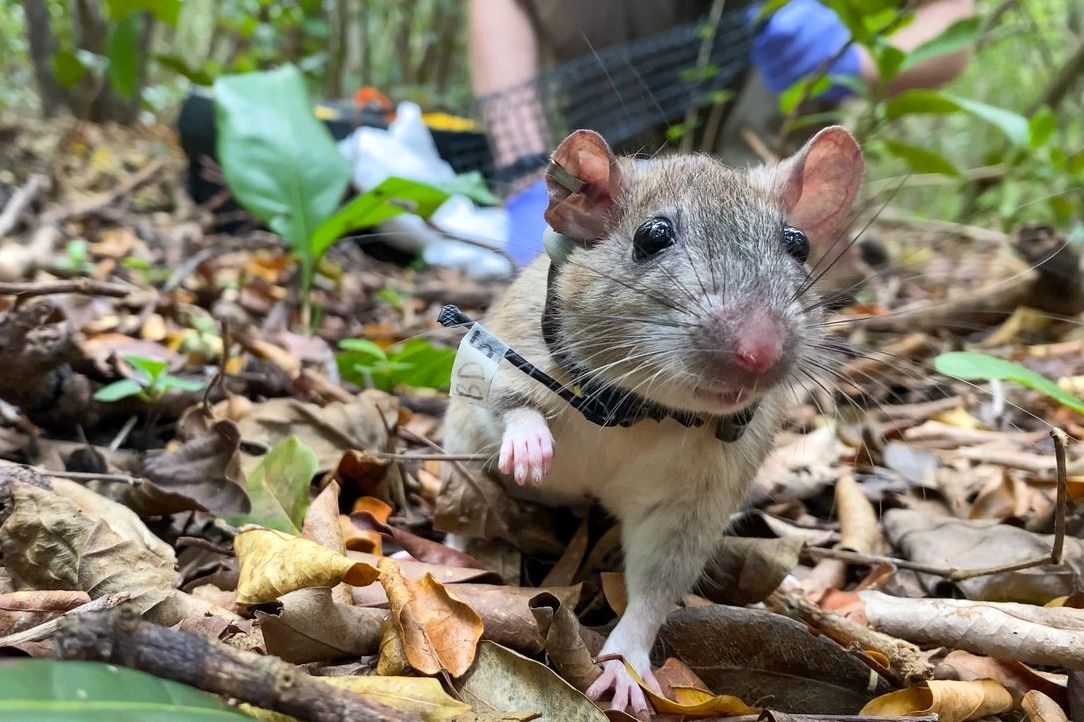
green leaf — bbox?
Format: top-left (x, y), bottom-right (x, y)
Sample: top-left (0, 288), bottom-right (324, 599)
top-left (883, 90), bottom-right (1029, 147)
top-left (92, 379), bottom-right (145, 403)
top-left (229, 435), bottom-right (317, 533)
top-left (883, 139), bottom-right (961, 177)
top-left (105, 0), bottom-right (181, 24)
top-left (899, 16), bottom-right (980, 71)
top-left (386, 338), bottom-right (456, 390)
top-left (1068, 149), bottom-right (1084, 178)
top-left (310, 176), bottom-right (449, 260)
top-left (153, 54), bottom-right (214, 85)
top-left (156, 375), bottom-right (208, 394)
top-left (1029, 106), bottom-right (1056, 149)
top-left (338, 338), bottom-right (387, 360)
top-left (213, 65), bottom-right (350, 262)
top-left (105, 15), bottom-right (142, 100)
top-left (437, 171), bottom-right (500, 206)
top-left (778, 76), bottom-right (832, 115)
top-left (52, 50), bottom-right (88, 88)
top-left (934, 352), bottom-right (1084, 416)
top-left (0, 660), bottom-right (252, 721)
top-left (123, 354), bottom-right (169, 383)
top-left (873, 45), bottom-right (906, 84)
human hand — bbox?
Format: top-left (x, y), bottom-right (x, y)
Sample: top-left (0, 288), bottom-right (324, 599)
top-left (504, 177), bottom-right (548, 265)
top-left (747, 0), bottom-right (862, 101)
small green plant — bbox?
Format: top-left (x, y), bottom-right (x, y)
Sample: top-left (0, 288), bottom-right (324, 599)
top-left (50, 239), bottom-right (93, 275)
top-left (93, 354), bottom-right (206, 404)
top-left (934, 351), bottom-right (1084, 416)
top-left (212, 64), bottom-right (479, 327)
top-left (336, 338), bottom-right (456, 392)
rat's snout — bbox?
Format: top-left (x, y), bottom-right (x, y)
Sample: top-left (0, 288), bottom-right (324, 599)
top-left (733, 310), bottom-right (784, 373)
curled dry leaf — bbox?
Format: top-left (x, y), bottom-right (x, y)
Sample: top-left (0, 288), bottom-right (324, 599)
top-left (351, 510), bottom-right (491, 570)
top-left (136, 419), bottom-right (249, 517)
top-left (348, 552), bottom-right (501, 607)
top-left (528, 591), bottom-right (600, 691)
top-left (600, 572), bottom-right (627, 616)
top-left (342, 496), bottom-right (393, 554)
top-left (1022, 689), bottom-right (1069, 722)
top-left (456, 640), bottom-right (609, 721)
top-left (301, 480), bottom-right (344, 553)
top-left (860, 680), bottom-right (1012, 722)
top-left (656, 604), bottom-right (890, 713)
top-left (50, 478), bottom-right (173, 559)
top-left (861, 591), bottom-right (1084, 669)
top-left (233, 528), bottom-right (379, 605)
top-left (835, 472), bottom-right (881, 554)
top-left (240, 675), bottom-right (471, 722)
top-left (0, 590), bottom-right (90, 636)
top-left (335, 450), bottom-right (391, 499)
top-left (938, 650), bottom-right (1067, 707)
top-left (882, 509), bottom-right (1084, 603)
top-left (255, 587), bottom-right (385, 663)
top-left (624, 661), bottom-right (755, 718)
top-left (377, 556), bottom-right (484, 677)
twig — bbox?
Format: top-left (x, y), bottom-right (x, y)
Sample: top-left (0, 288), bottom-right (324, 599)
top-left (175, 536), bottom-right (235, 556)
top-left (0, 174), bottom-right (48, 239)
top-left (39, 158), bottom-right (166, 227)
top-left (54, 604), bottom-right (418, 722)
top-left (0, 593), bottom-right (129, 648)
top-left (807, 432), bottom-right (1070, 582)
top-left (679, 0), bottom-right (727, 154)
top-left (419, 217), bottom-right (516, 267)
top-left (38, 468), bottom-right (142, 486)
top-left (372, 451), bottom-right (489, 462)
top-left (0, 278), bottom-right (131, 300)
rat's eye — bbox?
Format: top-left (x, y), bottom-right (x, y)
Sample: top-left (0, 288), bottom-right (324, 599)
top-left (782, 226), bottom-right (809, 263)
top-left (633, 217), bottom-right (676, 260)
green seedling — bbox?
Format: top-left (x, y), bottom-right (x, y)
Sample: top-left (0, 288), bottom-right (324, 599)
top-left (93, 354), bottom-right (206, 404)
top-left (336, 337), bottom-right (455, 392)
top-left (50, 239), bottom-right (92, 275)
top-left (934, 351), bottom-right (1084, 417)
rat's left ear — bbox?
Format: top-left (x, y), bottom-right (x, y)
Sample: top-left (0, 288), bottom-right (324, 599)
top-left (771, 126), bottom-right (865, 240)
top-left (544, 130), bottom-right (623, 242)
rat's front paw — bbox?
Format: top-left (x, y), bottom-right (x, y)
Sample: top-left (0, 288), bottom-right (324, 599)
top-left (498, 408), bottom-right (553, 486)
top-left (587, 658), bottom-right (660, 720)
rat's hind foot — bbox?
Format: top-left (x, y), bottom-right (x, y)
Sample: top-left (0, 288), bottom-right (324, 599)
top-left (587, 658), bottom-right (659, 720)
top-left (498, 407), bottom-right (553, 486)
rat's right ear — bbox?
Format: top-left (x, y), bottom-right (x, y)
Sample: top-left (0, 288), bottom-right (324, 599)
top-left (544, 130), bottom-right (623, 242)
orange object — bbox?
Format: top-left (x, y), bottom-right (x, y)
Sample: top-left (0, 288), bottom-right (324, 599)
top-left (353, 86), bottom-right (395, 121)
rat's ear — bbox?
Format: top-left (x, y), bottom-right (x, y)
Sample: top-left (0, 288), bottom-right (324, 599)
top-left (544, 130), bottom-right (623, 242)
top-left (772, 126), bottom-right (865, 239)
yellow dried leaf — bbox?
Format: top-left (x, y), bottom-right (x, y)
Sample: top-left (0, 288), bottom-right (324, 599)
top-left (933, 407), bottom-right (986, 430)
top-left (860, 680), bottom-right (1012, 722)
top-left (378, 557), bottom-right (484, 677)
top-left (234, 528), bottom-right (379, 605)
top-left (1021, 689), bottom-right (1069, 722)
top-left (624, 662), bottom-right (756, 717)
top-left (239, 675), bottom-right (470, 722)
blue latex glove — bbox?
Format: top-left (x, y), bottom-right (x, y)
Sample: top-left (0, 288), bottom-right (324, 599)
top-left (504, 177), bottom-right (549, 265)
top-left (747, 0), bottom-right (862, 102)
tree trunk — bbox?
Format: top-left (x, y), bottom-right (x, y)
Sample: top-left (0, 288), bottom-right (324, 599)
top-left (20, 0), bottom-right (69, 117)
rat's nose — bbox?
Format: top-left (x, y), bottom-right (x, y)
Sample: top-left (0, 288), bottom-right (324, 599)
top-left (732, 311), bottom-right (783, 374)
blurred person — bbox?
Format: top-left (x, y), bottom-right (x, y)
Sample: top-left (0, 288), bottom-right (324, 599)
top-left (470, 0), bottom-right (975, 265)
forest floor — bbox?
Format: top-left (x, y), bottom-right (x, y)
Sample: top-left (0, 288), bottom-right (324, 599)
top-left (0, 117), bottom-right (1082, 722)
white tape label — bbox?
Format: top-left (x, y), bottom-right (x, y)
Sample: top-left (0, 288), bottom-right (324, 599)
top-left (450, 322), bottom-right (509, 406)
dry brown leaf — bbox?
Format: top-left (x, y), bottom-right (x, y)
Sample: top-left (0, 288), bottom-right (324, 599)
top-left (600, 572), bottom-right (627, 616)
top-left (0, 590), bottom-right (90, 636)
top-left (377, 556), bottom-right (483, 677)
top-left (624, 662), bottom-right (756, 718)
top-left (342, 496), bottom-right (392, 554)
top-left (301, 480), bottom-right (345, 553)
top-left (348, 552), bottom-right (501, 607)
top-left (351, 511), bottom-right (491, 570)
top-left (835, 472), bottom-right (881, 554)
top-left (1022, 690), bottom-right (1069, 722)
top-left (49, 478), bottom-right (173, 559)
top-left (697, 536), bottom-right (803, 605)
top-left (377, 614), bottom-right (411, 676)
top-left (240, 675), bottom-right (470, 722)
top-left (528, 591), bottom-right (599, 691)
top-left (968, 468), bottom-right (1032, 521)
top-left (456, 640), bottom-right (608, 721)
top-left (938, 650), bottom-right (1067, 707)
top-left (883, 509), bottom-right (1084, 603)
top-left (335, 450), bottom-right (391, 499)
top-left (255, 587), bottom-right (385, 663)
top-left (136, 419), bottom-right (249, 517)
top-left (233, 528), bottom-right (379, 605)
top-left (750, 426), bottom-right (844, 504)
top-left (860, 680), bottom-right (1012, 722)
top-left (541, 515), bottom-right (589, 587)
top-left (862, 591), bottom-right (1084, 669)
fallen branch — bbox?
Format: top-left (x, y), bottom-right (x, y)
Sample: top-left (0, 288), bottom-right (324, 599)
top-left (0, 174), bottom-right (48, 239)
top-left (0, 278), bottom-right (131, 301)
top-left (54, 604), bottom-right (419, 722)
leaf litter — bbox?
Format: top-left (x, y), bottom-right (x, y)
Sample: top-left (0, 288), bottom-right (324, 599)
top-left (0, 117), bottom-right (1083, 722)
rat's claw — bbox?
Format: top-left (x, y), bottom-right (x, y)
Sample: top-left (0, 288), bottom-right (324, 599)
top-left (587, 659), bottom-right (653, 720)
top-left (498, 409), bottom-right (554, 486)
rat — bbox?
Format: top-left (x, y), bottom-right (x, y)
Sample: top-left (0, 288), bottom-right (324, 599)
top-left (439, 125), bottom-right (865, 717)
